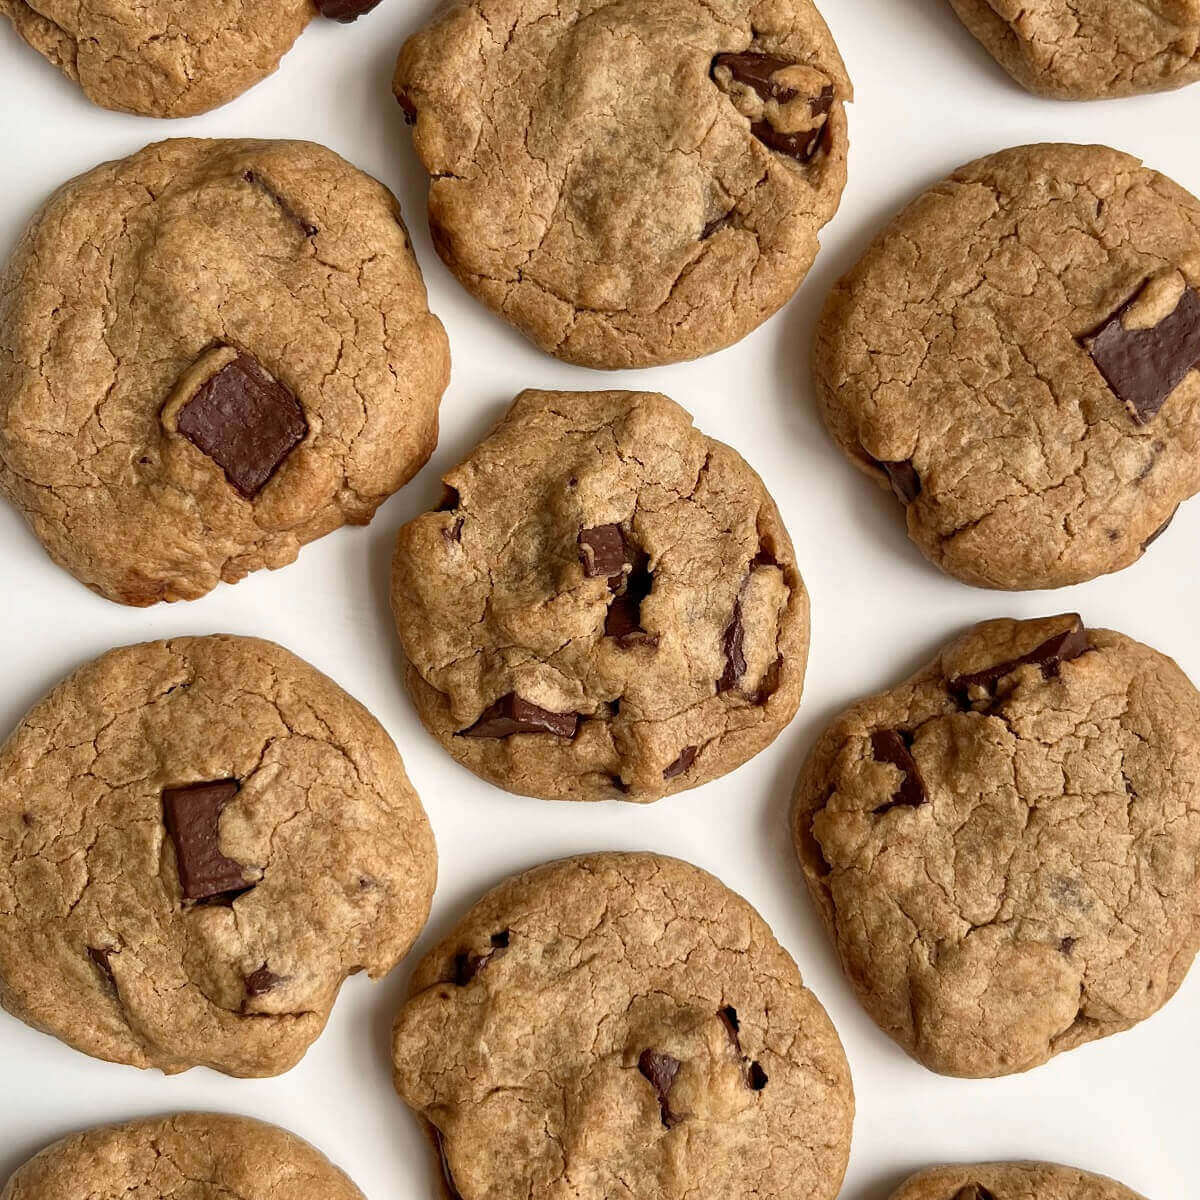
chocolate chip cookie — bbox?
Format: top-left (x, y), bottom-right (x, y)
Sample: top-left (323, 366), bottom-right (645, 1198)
top-left (391, 852), bottom-right (853, 1200)
top-left (889, 1162), bottom-right (1146, 1200)
top-left (394, 0), bottom-right (850, 368)
top-left (1, 1113), bottom-right (365, 1199)
top-left (0, 138), bottom-right (449, 606)
top-left (948, 0), bottom-right (1200, 100)
top-left (814, 143), bottom-right (1200, 590)
top-left (0, 0), bottom-right (386, 118)
top-left (792, 614), bottom-right (1200, 1077)
top-left (391, 388), bottom-right (809, 802)
top-left (0, 635), bottom-right (437, 1077)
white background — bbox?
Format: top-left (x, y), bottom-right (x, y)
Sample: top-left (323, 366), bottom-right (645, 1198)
top-left (0, 1), bottom-right (1197, 1196)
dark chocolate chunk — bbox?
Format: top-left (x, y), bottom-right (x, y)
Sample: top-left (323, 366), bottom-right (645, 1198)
top-left (663, 745), bottom-right (698, 780)
top-left (953, 1188), bottom-right (997, 1200)
top-left (880, 458), bottom-right (921, 505)
top-left (431, 1127), bottom-right (464, 1200)
top-left (397, 92), bottom-right (418, 124)
top-left (316, 0), bottom-right (384, 21)
top-left (949, 616), bottom-right (1089, 704)
top-left (460, 694), bottom-right (578, 739)
top-left (161, 780), bottom-right (254, 903)
top-left (712, 51), bottom-right (802, 102)
top-left (579, 524), bottom-right (629, 578)
top-left (1143, 506), bottom-right (1178, 551)
top-left (717, 598), bottom-right (747, 693)
top-left (611, 774), bottom-right (631, 794)
top-left (245, 965), bottom-right (282, 996)
top-left (869, 730), bottom-right (927, 814)
top-left (747, 1061), bottom-right (768, 1090)
top-left (176, 353), bottom-right (307, 499)
top-left (87, 946), bottom-right (117, 991)
top-left (1084, 284), bottom-right (1200, 424)
top-left (604, 552), bottom-right (657, 647)
top-left (638, 1049), bottom-right (682, 1127)
top-left (749, 119), bottom-right (824, 161)
top-left (718, 1005), bottom-right (742, 1052)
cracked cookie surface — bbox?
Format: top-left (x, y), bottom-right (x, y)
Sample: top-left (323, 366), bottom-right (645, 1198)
top-left (0, 635), bottom-right (437, 1077)
top-left (391, 388), bottom-right (809, 803)
top-left (393, 0), bottom-right (850, 368)
top-left (391, 852), bottom-right (853, 1200)
top-left (814, 143), bottom-right (1200, 591)
top-left (0, 1112), bottom-right (365, 1199)
top-left (0, 138), bottom-right (450, 606)
top-left (0, 0), bottom-right (316, 117)
top-left (791, 614), bottom-right (1200, 1077)
top-left (947, 0), bottom-right (1200, 100)
top-left (888, 1161), bottom-right (1145, 1200)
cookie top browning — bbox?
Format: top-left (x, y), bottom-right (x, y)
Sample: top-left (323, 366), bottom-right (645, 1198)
top-left (0, 636), bottom-right (437, 1077)
top-left (394, 0), bottom-right (850, 367)
top-left (948, 0), bottom-right (1200, 100)
top-left (0, 0), bottom-right (315, 117)
top-left (0, 1113), bottom-right (365, 1199)
top-left (0, 138), bottom-right (449, 605)
top-left (792, 614), bottom-right (1200, 1077)
top-left (814, 143), bottom-right (1200, 590)
top-left (391, 389), bottom-right (809, 802)
top-left (889, 1162), bottom-right (1146, 1200)
top-left (391, 853), bottom-right (853, 1200)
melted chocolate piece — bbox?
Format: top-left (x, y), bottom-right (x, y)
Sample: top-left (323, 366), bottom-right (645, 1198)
top-left (176, 354), bottom-right (307, 499)
top-left (869, 730), bottom-right (927, 814)
top-left (430, 1127), bottom-right (464, 1200)
top-left (161, 780), bottom-right (254, 903)
top-left (949, 617), bottom-right (1089, 704)
top-left (638, 1049), bottom-right (682, 1127)
top-left (316, 0), bottom-right (385, 21)
top-left (717, 599), bottom-right (747, 693)
top-left (1085, 285), bottom-right (1200, 424)
top-left (245, 965), bottom-right (282, 996)
top-left (460, 694), bottom-right (578, 739)
top-left (663, 745), bottom-right (698, 780)
top-left (747, 1061), bottom-right (768, 1090)
top-left (712, 52), bottom-right (802, 102)
top-left (605, 553), bottom-right (657, 647)
top-left (749, 120), bottom-right (825, 161)
top-left (579, 524), bottom-right (629, 578)
top-left (880, 458), bottom-right (921, 504)
top-left (953, 1188), bottom-right (997, 1200)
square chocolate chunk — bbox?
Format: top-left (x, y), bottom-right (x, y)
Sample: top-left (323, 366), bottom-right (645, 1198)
top-left (162, 779), bottom-right (254, 902)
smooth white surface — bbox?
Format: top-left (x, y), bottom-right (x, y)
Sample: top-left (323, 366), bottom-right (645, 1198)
top-left (0, 2), bottom-right (1197, 1197)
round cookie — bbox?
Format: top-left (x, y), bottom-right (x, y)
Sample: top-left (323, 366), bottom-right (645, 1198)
top-left (391, 388), bottom-right (809, 802)
top-left (888, 1161), bottom-right (1146, 1200)
top-left (0, 635), bottom-right (437, 1077)
top-left (791, 613), bottom-right (1200, 1078)
top-left (0, 138), bottom-right (449, 606)
top-left (1, 1113), bottom-right (365, 1199)
top-left (947, 0), bottom-right (1200, 100)
top-left (814, 143), bottom-right (1200, 591)
top-left (394, 0), bottom-right (850, 368)
top-left (391, 852), bottom-right (854, 1200)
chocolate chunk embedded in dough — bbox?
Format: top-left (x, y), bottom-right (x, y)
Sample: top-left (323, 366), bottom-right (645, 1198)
top-left (460, 694), bottom-right (579, 739)
top-left (638, 1049), bottom-right (682, 1126)
top-left (161, 780), bottom-right (254, 903)
top-left (949, 616), bottom-right (1089, 703)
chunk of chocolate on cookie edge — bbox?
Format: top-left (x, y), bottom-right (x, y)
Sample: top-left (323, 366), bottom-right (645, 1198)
top-left (176, 354), bottom-right (307, 498)
top-left (638, 1049), bottom-right (682, 1127)
top-left (460, 694), bottom-right (578, 738)
top-left (869, 730), bottom-right (927, 814)
top-left (162, 780), bottom-right (255, 903)
top-left (663, 745), bottom-right (698, 780)
top-left (949, 616), bottom-right (1089, 704)
top-left (316, 0), bottom-right (384, 22)
top-left (879, 458), bottom-right (920, 504)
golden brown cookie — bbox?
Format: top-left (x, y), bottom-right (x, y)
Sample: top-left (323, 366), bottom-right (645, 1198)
top-left (0, 636), bottom-right (437, 1077)
top-left (888, 1161), bottom-right (1146, 1200)
top-left (792, 614), bottom-right (1200, 1077)
top-left (392, 852), bottom-right (854, 1200)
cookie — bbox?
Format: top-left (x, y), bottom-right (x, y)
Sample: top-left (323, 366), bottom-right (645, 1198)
top-left (1, 1113), bottom-right (365, 1199)
top-left (791, 613), bottom-right (1200, 1078)
top-left (0, 138), bottom-right (449, 605)
top-left (888, 1162), bottom-right (1146, 1200)
top-left (0, 0), bottom-right (386, 118)
top-left (391, 388), bottom-right (809, 802)
top-left (394, 0), bottom-right (850, 368)
top-left (0, 635), bottom-right (437, 1077)
top-left (814, 143), bottom-right (1200, 590)
top-left (947, 0), bottom-right (1200, 100)
top-left (391, 852), bottom-right (853, 1200)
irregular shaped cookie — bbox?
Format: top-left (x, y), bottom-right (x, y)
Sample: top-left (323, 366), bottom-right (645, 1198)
top-left (391, 388), bottom-right (809, 802)
top-left (948, 0), bottom-right (1200, 100)
top-left (792, 614), bottom-right (1200, 1077)
top-left (814, 143), bottom-right (1200, 590)
top-left (0, 0), bottom-right (386, 118)
top-left (0, 138), bottom-right (449, 605)
top-left (888, 1161), bottom-right (1145, 1200)
top-left (1, 1113), bottom-right (365, 1199)
top-left (392, 852), bottom-right (853, 1200)
top-left (394, 0), bottom-right (850, 367)
top-left (0, 635), bottom-right (437, 1077)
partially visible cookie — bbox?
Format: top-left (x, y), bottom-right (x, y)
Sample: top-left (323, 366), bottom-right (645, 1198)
top-left (889, 1161), bottom-right (1146, 1200)
top-left (391, 852), bottom-right (853, 1200)
top-left (391, 388), bottom-right (809, 802)
top-left (394, 0), bottom-right (850, 367)
top-left (1, 1113), bottom-right (365, 1199)
top-left (948, 0), bottom-right (1200, 100)
top-left (792, 614), bottom-right (1200, 1077)
top-left (814, 143), bottom-right (1200, 590)
top-left (0, 635), bottom-right (437, 1077)
top-left (0, 138), bottom-right (449, 605)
